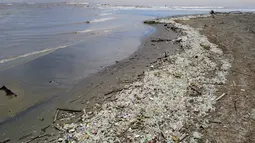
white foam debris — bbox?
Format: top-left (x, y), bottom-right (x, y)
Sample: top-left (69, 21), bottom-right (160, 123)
top-left (158, 14), bottom-right (211, 22)
top-left (59, 15), bottom-right (231, 142)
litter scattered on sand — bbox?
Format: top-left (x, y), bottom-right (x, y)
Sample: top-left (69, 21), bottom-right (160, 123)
top-left (59, 15), bottom-right (231, 143)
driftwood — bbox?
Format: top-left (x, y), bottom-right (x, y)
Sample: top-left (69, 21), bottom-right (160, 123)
top-left (234, 100), bottom-right (238, 111)
top-left (24, 134), bottom-right (50, 143)
top-left (0, 86), bottom-right (17, 97)
top-left (57, 108), bottom-right (82, 113)
top-left (173, 38), bottom-right (182, 43)
top-left (188, 84), bottom-right (202, 97)
top-left (179, 134), bottom-right (189, 142)
top-left (104, 88), bottom-right (128, 96)
top-left (19, 133), bottom-right (32, 141)
top-left (53, 124), bottom-right (64, 132)
top-left (157, 52), bottom-right (169, 61)
top-left (0, 138), bottom-right (10, 143)
top-left (190, 86), bottom-right (201, 95)
top-left (151, 39), bottom-right (172, 42)
top-left (41, 125), bottom-right (50, 132)
top-left (53, 108), bottom-right (82, 123)
top-left (209, 120), bottom-right (222, 124)
top-left (53, 109), bottom-right (60, 123)
top-left (216, 93), bottom-right (226, 101)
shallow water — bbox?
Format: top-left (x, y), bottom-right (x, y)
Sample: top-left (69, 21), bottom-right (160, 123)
top-left (0, 2), bottom-right (254, 122)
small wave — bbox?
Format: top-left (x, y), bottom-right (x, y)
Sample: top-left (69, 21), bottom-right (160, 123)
top-left (90, 17), bottom-right (115, 23)
top-left (66, 2), bottom-right (89, 5)
top-left (75, 26), bottom-right (120, 34)
top-left (100, 13), bottom-right (112, 16)
top-left (76, 29), bottom-right (94, 33)
top-left (0, 45), bottom-right (70, 64)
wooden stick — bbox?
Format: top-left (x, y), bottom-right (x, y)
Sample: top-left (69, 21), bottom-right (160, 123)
top-left (179, 134), bottom-right (189, 142)
top-left (53, 109), bottom-right (59, 123)
top-left (209, 120), bottom-right (222, 124)
top-left (0, 138), bottom-right (10, 143)
top-left (41, 125), bottom-right (50, 132)
top-left (19, 133), bottom-right (32, 140)
top-left (104, 88), bottom-right (126, 96)
top-left (232, 81), bottom-right (236, 86)
top-left (57, 108), bottom-right (82, 113)
top-left (53, 125), bottom-right (64, 132)
top-left (216, 93), bottom-right (226, 101)
top-left (190, 86), bottom-right (202, 95)
top-left (234, 100), bottom-right (237, 111)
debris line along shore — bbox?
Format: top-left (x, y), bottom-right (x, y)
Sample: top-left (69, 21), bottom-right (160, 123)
top-left (59, 15), bottom-right (231, 142)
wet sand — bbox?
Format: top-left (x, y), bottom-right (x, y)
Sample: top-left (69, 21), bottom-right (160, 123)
top-left (0, 24), bottom-right (180, 142)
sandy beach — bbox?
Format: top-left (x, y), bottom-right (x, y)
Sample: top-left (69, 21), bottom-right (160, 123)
top-left (1, 12), bottom-right (255, 143)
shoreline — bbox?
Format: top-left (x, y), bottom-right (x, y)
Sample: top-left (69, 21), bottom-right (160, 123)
top-left (0, 20), bottom-right (180, 142)
top-left (55, 12), bottom-right (254, 142)
top-left (0, 24), bottom-right (156, 125)
top-left (57, 13), bottom-right (232, 142)
top-left (1, 12), bottom-right (255, 142)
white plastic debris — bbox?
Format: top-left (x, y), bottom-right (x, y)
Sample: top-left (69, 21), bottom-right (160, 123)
top-left (59, 15), bottom-right (231, 143)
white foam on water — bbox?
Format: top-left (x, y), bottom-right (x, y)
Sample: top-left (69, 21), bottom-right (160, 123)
top-left (99, 13), bottom-right (112, 16)
top-left (90, 17), bottom-right (115, 23)
top-left (0, 45), bottom-right (70, 64)
top-left (66, 2), bottom-right (89, 5)
top-left (75, 25), bottom-right (120, 34)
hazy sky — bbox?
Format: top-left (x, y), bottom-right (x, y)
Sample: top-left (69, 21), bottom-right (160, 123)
top-left (2, 0), bottom-right (255, 7)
